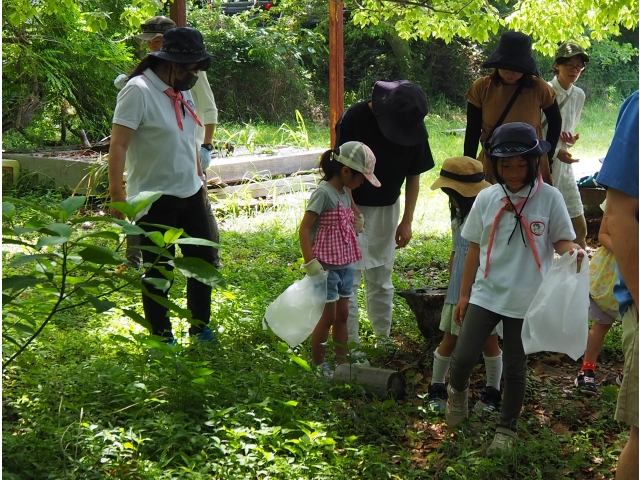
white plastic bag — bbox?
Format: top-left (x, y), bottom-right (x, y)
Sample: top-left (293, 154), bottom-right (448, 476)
top-left (521, 250), bottom-right (589, 360)
top-left (263, 272), bottom-right (328, 347)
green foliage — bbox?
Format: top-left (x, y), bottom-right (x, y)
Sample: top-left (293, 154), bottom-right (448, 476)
top-left (350, 0), bottom-right (638, 53)
top-left (190, 5), bottom-right (327, 123)
top-left (2, 192), bottom-right (223, 369)
top-left (2, 0), bottom-right (158, 141)
top-left (1, 108), bottom-right (626, 479)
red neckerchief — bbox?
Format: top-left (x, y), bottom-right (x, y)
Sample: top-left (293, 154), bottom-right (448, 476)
top-left (484, 174), bottom-right (543, 278)
top-left (163, 88), bottom-right (202, 131)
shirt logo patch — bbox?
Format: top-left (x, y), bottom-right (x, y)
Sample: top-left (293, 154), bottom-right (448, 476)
top-left (187, 99), bottom-right (195, 110)
top-left (530, 221), bottom-right (545, 236)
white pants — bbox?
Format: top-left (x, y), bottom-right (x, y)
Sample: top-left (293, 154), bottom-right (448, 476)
top-left (348, 260), bottom-right (396, 343)
top-left (347, 201), bottom-right (400, 344)
top-left (552, 161), bottom-right (584, 218)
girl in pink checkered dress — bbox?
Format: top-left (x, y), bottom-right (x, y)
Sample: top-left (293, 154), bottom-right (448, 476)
top-left (299, 141), bottom-right (381, 377)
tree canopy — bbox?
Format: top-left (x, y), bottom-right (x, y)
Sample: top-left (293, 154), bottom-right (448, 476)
top-left (351, 0), bottom-right (639, 54)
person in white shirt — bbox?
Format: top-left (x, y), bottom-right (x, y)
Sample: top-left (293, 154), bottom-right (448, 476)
top-left (444, 122), bottom-right (583, 456)
top-left (108, 27), bottom-right (217, 343)
top-left (115, 16), bottom-right (221, 269)
top-left (542, 42), bottom-right (589, 248)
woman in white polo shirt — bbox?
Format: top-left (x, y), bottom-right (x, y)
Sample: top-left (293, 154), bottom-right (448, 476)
top-left (108, 27), bottom-right (216, 343)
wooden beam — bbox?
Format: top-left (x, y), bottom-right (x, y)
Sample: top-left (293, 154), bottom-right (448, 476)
top-left (206, 148), bottom-right (324, 183)
top-left (328, 0), bottom-right (344, 148)
top-left (169, 0), bottom-right (187, 27)
top-left (210, 174), bottom-right (320, 199)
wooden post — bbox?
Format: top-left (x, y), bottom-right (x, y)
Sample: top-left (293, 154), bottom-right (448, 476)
top-left (170, 0), bottom-right (187, 27)
top-left (334, 364), bottom-right (406, 400)
top-left (328, 0), bottom-right (344, 148)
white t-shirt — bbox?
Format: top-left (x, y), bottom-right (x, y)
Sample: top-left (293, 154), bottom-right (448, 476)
top-left (113, 68), bottom-right (201, 200)
top-left (191, 71), bottom-right (218, 146)
top-left (462, 180), bottom-right (575, 318)
top-left (542, 76), bottom-right (586, 218)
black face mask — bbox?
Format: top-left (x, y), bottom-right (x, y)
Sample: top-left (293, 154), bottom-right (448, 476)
top-left (171, 66), bottom-right (199, 91)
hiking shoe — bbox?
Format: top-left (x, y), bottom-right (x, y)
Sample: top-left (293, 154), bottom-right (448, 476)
top-left (616, 372), bottom-right (624, 387)
top-left (318, 362), bottom-right (334, 379)
top-left (191, 326), bottom-right (219, 344)
top-left (487, 431), bottom-right (516, 456)
top-left (474, 386), bottom-right (501, 415)
top-left (445, 384), bottom-right (468, 427)
top-left (574, 369), bottom-right (597, 396)
top-left (428, 383), bottom-right (448, 413)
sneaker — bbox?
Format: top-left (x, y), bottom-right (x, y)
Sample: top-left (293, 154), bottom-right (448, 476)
top-left (474, 386), bottom-right (501, 414)
top-left (445, 384), bottom-right (469, 427)
top-left (487, 431), bottom-right (516, 456)
top-left (348, 350), bottom-right (370, 365)
top-left (192, 326), bottom-right (219, 344)
top-left (428, 383), bottom-right (448, 413)
top-left (574, 369), bottom-right (597, 396)
top-left (115, 264), bottom-right (129, 275)
top-left (616, 372), bottom-right (624, 387)
top-left (318, 362), bottom-right (334, 379)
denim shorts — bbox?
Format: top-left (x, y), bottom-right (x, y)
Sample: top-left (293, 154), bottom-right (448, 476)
top-left (326, 267), bottom-right (354, 303)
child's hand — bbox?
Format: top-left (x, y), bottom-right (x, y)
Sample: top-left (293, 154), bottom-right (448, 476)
top-left (302, 258), bottom-right (324, 276)
top-left (569, 247), bottom-right (586, 264)
top-left (354, 214), bottom-right (365, 233)
top-left (454, 298), bottom-right (469, 326)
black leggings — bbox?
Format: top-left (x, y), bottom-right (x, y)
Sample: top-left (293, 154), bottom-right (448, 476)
top-left (450, 304), bottom-right (527, 433)
top-left (137, 188), bottom-right (214, 338)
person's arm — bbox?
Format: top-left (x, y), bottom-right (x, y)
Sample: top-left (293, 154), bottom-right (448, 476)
top-left (344, 187), bottom-right (362, 218)
top-left (454, 242), bottom-right (480, 325)
top-left (108, 124), bottom-right (136, 220)
top-left (203, 124), bottom-right (216, 145)
top-left (299, 211), bottom-right (319, 264)
top-left (542, 100), bottom-right (562, 158)
top-left (396, 174), bottom-right (420, 248)
top-left (598, 214), bottom-right (614, 252)
top-left (463, 102), bottom-right (482, 158)
top-left (553, 239), bottom-right (585, 270)
top-left (448, 251), bottom-right (455, 275)
top-left (605, 187), bottom-right (639, 306)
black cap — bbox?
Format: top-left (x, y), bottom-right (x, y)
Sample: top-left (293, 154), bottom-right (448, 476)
top-left (371, 80), bottom-right (429, 146)
top-left (147, 27), bottom-right (213, 64)
top-left (482, 31), bottom-right (539, 77)
top-left (484, 122), bottom-right (551, 158)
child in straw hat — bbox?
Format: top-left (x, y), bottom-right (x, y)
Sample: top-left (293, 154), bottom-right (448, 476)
top-left (428, 157), bottom-right (502, 415)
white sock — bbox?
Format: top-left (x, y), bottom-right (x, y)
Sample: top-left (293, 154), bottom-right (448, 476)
top-left (484, 350), bottom-right (503, 391)
top-left (431, 349), bottom-right (451, 385)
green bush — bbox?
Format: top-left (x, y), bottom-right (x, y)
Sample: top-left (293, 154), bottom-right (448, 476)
top-left (190, 6), bottom-right (327, 123)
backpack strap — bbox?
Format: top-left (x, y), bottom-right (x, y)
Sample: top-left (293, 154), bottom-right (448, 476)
top-left (485, 82), bottom-right (525, 142)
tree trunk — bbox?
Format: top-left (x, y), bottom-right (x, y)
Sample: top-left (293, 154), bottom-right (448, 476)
top-left (383, 31), bottom-right (413, 79)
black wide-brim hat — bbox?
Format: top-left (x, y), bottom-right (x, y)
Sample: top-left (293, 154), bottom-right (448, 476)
top-left (481, 31), bottom-right (540, 77)
top-left (372, 80), bottom-right (429, 146)
top-left (147, 27), bottom-right (213, 63)
top-left (484, 122), bottom-right (551, 158)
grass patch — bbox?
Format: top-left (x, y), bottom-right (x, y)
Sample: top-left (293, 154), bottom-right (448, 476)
top-left (2, 98), bottom-right (624, 479)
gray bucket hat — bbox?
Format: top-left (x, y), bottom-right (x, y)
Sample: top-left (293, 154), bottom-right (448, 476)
top-left (134, 16), bottom-right (177, 41)
top-left (484, 122), bottom-right (551, 158)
